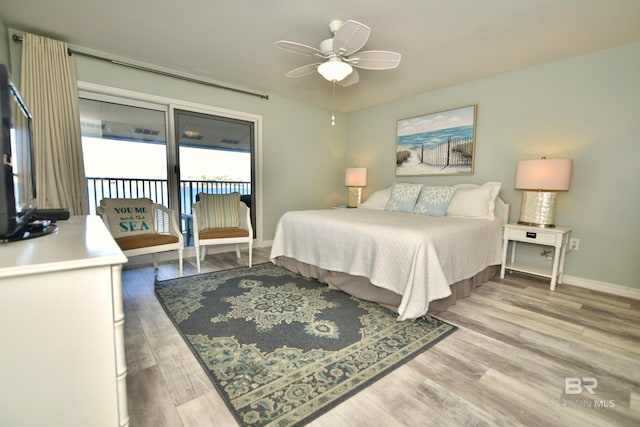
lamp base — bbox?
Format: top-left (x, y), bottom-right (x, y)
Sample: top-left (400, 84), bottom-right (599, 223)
top-left (347, 187), bottom-right (362, 208)
top-left (518, 191), bottom-right (557, 228)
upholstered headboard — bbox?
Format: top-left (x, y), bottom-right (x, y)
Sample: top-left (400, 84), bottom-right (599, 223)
top-left (495, 197), bottom-right (509, 224)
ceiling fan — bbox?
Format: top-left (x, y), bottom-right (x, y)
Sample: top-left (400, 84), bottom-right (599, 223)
top-left (274, 19), bottom-right (401, 86)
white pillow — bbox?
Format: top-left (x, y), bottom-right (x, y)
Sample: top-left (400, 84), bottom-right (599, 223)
top-left (359, 187), bottom-right (391, 210)
top-left (446, 182), bottom-right (501, 219)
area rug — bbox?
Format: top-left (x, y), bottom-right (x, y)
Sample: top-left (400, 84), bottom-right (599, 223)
top-left (155, 263), bottom-right (457, 427)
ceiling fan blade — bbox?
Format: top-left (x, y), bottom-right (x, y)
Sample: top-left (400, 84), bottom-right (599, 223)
top-left (274, 40), bottom-right (324, 57)
top-left (338, 69), bottom-right (359, 87)
top-left (285, 63), bottom-right (321, 78)
top-left (332, 20), bottom-right (371, 56)
top-left (350, 50), bottom-right (401, 70)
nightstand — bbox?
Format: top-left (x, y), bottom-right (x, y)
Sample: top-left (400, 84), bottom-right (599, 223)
top-left (500, 223), bottom-right (571, 290)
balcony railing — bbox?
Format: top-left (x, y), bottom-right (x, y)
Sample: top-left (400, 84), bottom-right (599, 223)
top-left (86, 177), bottom-right (251, 215)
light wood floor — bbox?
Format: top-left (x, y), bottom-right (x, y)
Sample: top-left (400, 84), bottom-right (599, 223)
top-left (123, 248), bottom-right (640, 427)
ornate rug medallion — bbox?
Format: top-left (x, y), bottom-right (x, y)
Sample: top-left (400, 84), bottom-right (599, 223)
top-left (155, 263), bottom-right (456, 427)
top-left (217, 279), bottom-right (336, 332)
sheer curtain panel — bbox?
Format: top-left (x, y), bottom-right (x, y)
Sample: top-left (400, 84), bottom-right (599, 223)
top-left (20, 33), bottom-right (87, 215)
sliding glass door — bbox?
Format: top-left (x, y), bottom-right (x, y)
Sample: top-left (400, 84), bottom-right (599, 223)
top-left (78, 90), bottom-right (259, 246)
top-left (79, 96), bottom-right (169, 212)
top-left (175, 109), bottom-right (255, 244)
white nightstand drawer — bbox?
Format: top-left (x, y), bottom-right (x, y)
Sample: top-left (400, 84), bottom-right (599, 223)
top-left (506, 228), bottom-right (557, 245)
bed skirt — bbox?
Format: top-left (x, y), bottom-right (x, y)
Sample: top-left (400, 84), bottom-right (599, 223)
top-left (274, 256), bottom-right (499, 315)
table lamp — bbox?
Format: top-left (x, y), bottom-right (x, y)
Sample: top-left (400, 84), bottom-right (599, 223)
top-left (515, 157), bottom-right (572, 228)
top-left (345, 168), bottom-right (367, 208)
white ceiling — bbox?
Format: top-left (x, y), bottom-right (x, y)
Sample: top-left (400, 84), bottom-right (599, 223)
top-left (1, 0), bottom-right (639, 112)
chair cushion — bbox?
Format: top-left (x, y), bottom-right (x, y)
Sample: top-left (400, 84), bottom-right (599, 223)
top-left (199, 227), bottom-right (249, 239)
top-left (197, 192), bottom-right (240, 229)
top-left (115, 233), bottom-right (179, 251)
top-left (100, 198), bottom-right (155, 238)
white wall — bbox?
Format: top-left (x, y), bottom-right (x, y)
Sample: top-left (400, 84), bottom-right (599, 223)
top-left (345, 42), bottom-right (640, 290)
top-left (0, 17), bottom-right (9, 67)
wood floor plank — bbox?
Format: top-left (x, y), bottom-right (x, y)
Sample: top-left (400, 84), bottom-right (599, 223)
top-left (137, 296), bottom-right (214, 406)
top-left (177, 390), bottom-right (239, 427)
top-left (581, 326), bottom-right (640, 354)
top-left (465, 292), bottom-right (640, 362)
top-left (482, 282), bottom-right (640, 340)
top-left (484, 279), bottom-right (579, 304)
top-left (123, 310), bottom-right (157, 374)
top-left (308, 390), bottom-right (402, 427)
top-left (438, 301), bottom-right (526, 339)
top-left (518, 329), bottom-right (640, 385)
top-left (127, 365), bottom-right (184, 427)
top-left (434, 330), bottom-right (569, 400)
top-left (411, 344), bottom-right (554, 426)
top-left (466, 292), bottom-right (586, 334)
top-left (415, 377), bottom-right (502, 427)
top-left (522, 284), bottom-right (639, 314)
top-left (478, 368), bottom-right (613, 427)
top-left (362, 364), bottom-right (454, 426)
top-left (631, 392), bottom-right (640, 414)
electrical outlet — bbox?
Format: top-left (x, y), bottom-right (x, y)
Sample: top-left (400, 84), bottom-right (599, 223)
top-left (570, 238), bottom-right (580, 251)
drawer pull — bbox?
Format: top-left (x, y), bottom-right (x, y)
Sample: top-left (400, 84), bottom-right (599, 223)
top-left (526, 231), bottom-right (537, 238)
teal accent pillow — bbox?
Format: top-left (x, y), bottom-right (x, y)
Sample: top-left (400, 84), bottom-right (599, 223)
top-left (413, 186), bottom-right (457, 217)
top-left (384, 183), bottom-right (423, 213)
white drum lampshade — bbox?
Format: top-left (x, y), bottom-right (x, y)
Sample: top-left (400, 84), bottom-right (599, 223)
top-left (515, 158), bottom-right (572, 227)
top-left (345, 168), bottom-right (367, 208)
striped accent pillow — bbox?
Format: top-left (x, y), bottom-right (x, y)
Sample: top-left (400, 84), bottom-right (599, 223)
top-left (197, 192), bottom-right (240, 229)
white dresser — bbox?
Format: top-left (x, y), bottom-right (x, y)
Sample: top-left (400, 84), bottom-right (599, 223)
top-left (0, 216), bottom-right (129, 427)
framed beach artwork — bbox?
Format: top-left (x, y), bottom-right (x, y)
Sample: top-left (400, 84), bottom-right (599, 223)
top-left (396, 105), bottom-right (477, 176)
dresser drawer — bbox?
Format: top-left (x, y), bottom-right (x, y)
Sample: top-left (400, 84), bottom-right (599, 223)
top-left (505, 228), bottom-right (558, 245)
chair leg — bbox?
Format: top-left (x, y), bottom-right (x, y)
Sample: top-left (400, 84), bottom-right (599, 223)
top-left (195, 244), bottom-right (201, 273)
top-left (248, 242), bottom-right (253, 268)
top-left (178, 248), bottom-right (183, 277)
top-left (200, 246), bottom-right (207, 261)
top-left (152, 253), bottom-right (158, 270)
top-left (235, 244), bottom-right (241, 258)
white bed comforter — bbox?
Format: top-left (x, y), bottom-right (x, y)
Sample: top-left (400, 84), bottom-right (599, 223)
top-left (270, 208), bottom-right (503, 320)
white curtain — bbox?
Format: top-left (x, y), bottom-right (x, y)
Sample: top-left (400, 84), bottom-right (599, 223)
top-left (20, 33), bottom-right (87, 215)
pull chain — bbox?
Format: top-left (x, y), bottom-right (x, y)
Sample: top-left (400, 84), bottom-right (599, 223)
top-left (331, 81), bottom-right (336, 126)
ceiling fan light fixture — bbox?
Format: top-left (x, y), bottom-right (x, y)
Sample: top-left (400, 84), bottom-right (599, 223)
top-left (317, 60), bottom-right (353, 82)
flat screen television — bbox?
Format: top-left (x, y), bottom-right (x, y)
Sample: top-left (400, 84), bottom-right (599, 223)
top-left (0, 63), bottom-right (38, 240)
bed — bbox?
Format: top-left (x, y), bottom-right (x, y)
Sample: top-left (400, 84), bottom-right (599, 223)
top-left (270, 182), bottom-right (508, 321)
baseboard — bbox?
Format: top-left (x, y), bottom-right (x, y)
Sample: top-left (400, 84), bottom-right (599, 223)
top-left (258, 239), bottom-right (273, 248)
top-left (563, 274), bottom-right (640, 300)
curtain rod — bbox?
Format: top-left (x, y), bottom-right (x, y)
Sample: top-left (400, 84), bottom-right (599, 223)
top-left (12, 34), bottom-right (269, 100)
